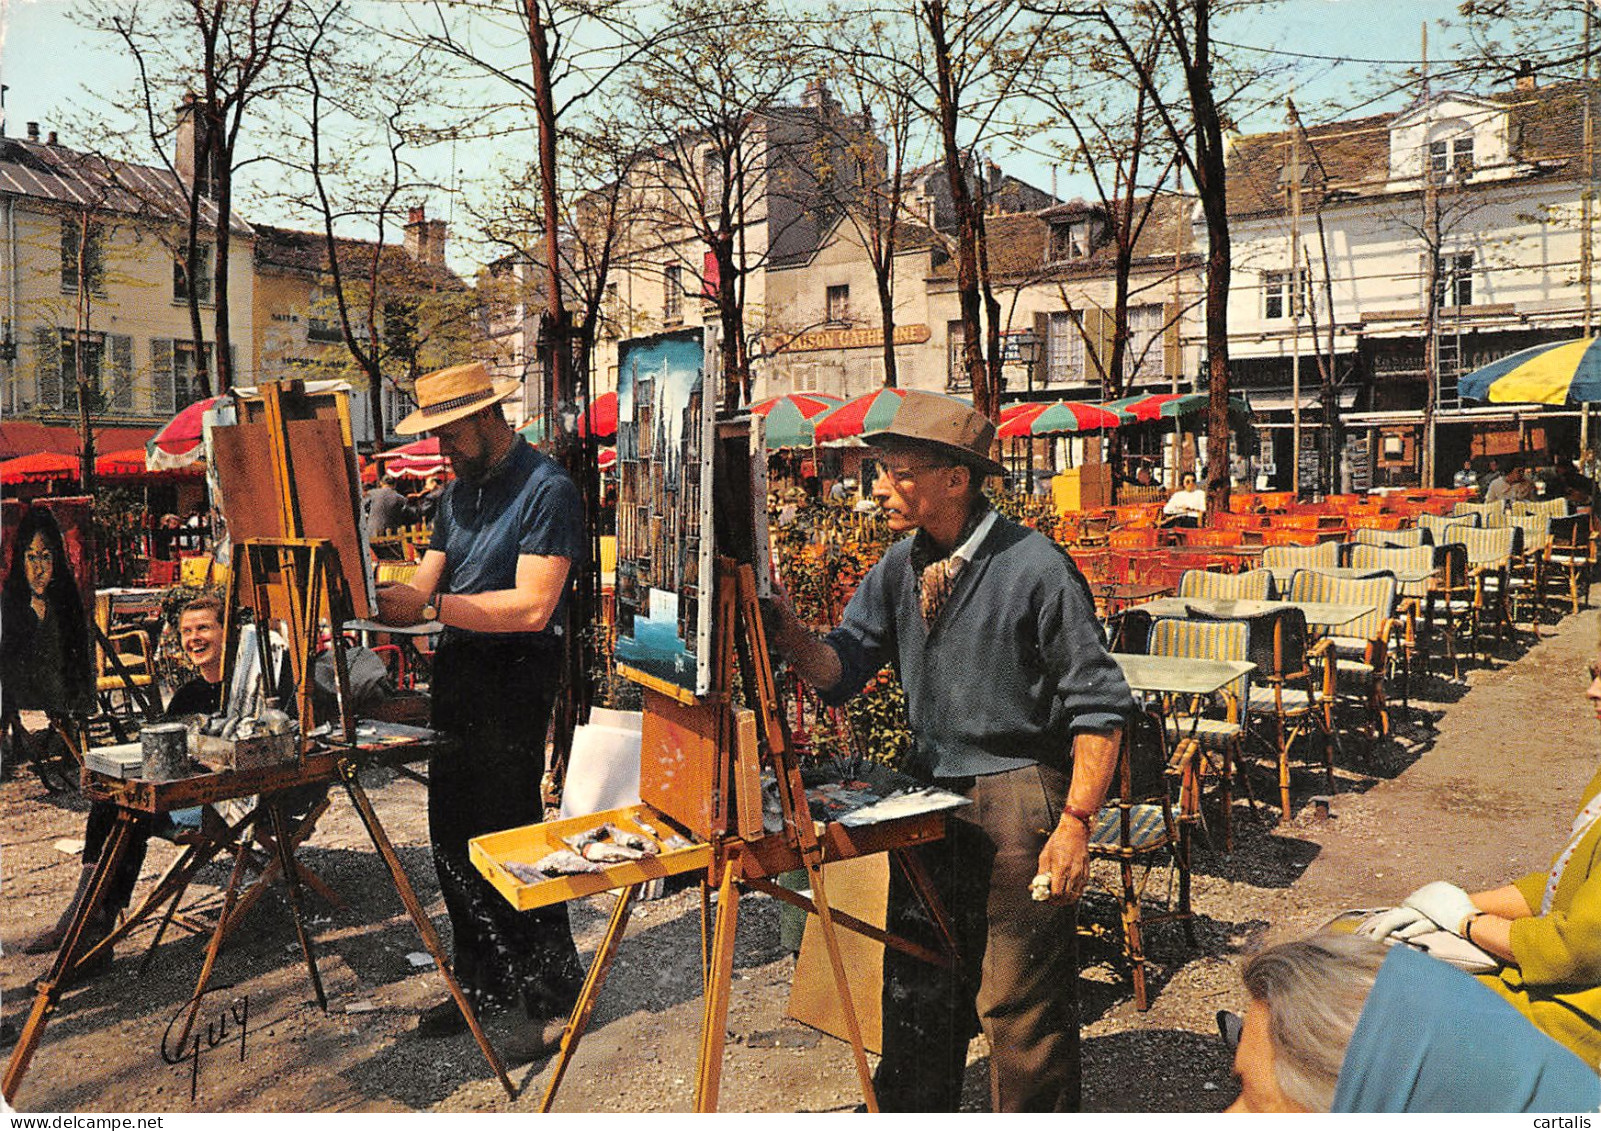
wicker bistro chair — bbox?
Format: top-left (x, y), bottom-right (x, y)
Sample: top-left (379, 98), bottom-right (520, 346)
top-left (1452, 500), bottom-right (1509, 528)
top-left (1431, 542), bottom-right (1473, 673)
top-left (1146, 618), bottom-right (1256, 853)
top-left (1545, 514), bottom-right (1593, 615)
top-left (1419, 510), bottom-right (1478, 544)
top-left (1191, 605), bottom-right (1335, 823)
top-left (1177, 567), bottom-right (1276, 601)
top-left (1286, 569), bottom-right (1400, 741)
top-left (1352, 525), bottom-right (1431, 549)
top-left (1456, 525), bottom-right (1523, 654)
top-left (1084, 706), bottom-right (1197, 1011)
top-left (1348, 543), bottom-right (1437, 701)
top-left (1514, 497), bottom-right (1570, 523)
top-left (1507, 514), bottom-right (1553, 628)
top-left (1260, 541), bottom-right (1340, 576)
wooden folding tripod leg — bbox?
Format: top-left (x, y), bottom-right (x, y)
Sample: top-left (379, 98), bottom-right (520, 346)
top-left (336, 758), bottom-right (514, 1099)
top-left (539, 884), bottom-right (640, 1113)
top-left (3, 810), bottom-right (138, 1104)
top-left (266, 802), bottom-right (328, 1014)
top-left (693, 857), bottom-right (742, 1113)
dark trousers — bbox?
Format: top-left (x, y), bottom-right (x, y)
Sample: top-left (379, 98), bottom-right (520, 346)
top-left (84, 801), bottom-right (150, 914)
top-left (429, 637), bottom-right (583, 1018)
top-left (875, 763), bottom-right (1081, 1113)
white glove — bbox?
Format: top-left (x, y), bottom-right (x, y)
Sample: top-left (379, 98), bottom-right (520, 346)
top-left (1397, 881), bottom-right (1477, 938)
top-left (1360, 904), bottom-right (1430, 941)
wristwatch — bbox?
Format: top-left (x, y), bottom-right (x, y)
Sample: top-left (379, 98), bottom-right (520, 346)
top-left (421, 596), bottom-right (440, 623)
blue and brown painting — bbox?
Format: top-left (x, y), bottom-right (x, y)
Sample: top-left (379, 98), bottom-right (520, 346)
top-left (616, 586), bottom-right (697, 688)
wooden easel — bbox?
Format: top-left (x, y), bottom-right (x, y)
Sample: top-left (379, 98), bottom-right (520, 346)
top-left (2, 382), bottom-right (518, 1106)
top-left (533, 559), bottom-right (957, 1113)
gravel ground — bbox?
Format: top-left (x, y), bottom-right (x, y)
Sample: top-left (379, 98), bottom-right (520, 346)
top-left (2, 608), bottom-right (1593, 1113)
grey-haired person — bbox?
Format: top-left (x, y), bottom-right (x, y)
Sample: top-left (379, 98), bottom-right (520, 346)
top-left (766, 390), bottom-right (1134, 1112)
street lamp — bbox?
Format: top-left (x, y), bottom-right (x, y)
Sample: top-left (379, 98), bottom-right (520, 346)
top-left (1014, 330), bottom-right (1042, 483)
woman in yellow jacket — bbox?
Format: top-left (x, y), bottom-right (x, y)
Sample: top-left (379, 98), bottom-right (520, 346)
top-left (1365, 663), bottom-right (1601, 1069)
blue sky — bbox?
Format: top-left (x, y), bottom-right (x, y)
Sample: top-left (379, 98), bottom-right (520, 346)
top-left (0, 0), bottom-right (1583, 269)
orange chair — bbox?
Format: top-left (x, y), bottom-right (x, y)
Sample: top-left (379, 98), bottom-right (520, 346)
top-left (1257, 492), bottom-right (1295, 511)
top-left (1177, 527), bottom-right (1240, 548)
top-left (1111, 527), bottom-right (1161, 549)
top-left (1262, 527), bottom-right (1319, 547)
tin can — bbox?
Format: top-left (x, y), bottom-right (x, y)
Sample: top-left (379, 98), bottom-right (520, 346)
top-left (140, 722), bottom-right (190, 781)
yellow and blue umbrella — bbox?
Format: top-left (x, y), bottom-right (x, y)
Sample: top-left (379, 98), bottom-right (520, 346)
top-left (1458, 337), bottom-right (1601, 405)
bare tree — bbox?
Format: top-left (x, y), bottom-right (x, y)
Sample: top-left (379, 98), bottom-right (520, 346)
top-left (79, 0), bottom-right (298, 397)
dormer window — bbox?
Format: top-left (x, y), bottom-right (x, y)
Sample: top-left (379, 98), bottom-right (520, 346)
top-left (1429, 135), bottom-right (1474, 180)
top-left (1047, 218), bottom-right (1099, 263)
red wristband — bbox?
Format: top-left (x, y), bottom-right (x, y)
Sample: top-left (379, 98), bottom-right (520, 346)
top-left (1061, 802), bottom-right (1095, 830)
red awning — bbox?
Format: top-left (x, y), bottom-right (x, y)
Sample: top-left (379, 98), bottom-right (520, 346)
top-left (1, 451), bottom-right (80, 485)
top-left (0, 422), bottom-right (156, 461)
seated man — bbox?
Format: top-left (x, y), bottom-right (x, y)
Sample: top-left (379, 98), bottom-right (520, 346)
top-left (1161, 471), bottom-right (1207, 528)
top-left (21, 595), bottom-right (292, 975)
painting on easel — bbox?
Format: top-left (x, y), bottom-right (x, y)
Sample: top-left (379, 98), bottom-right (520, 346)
top-left (613, 328), bottom-right (715, 699)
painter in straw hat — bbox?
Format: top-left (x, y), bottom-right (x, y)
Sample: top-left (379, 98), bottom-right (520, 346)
top-left (395, 361), bottom-right (520, 436)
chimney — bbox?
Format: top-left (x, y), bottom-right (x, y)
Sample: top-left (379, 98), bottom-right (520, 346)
top-left (45, 130), bottom-right (56, 146)
top-left (175, 93), bottom-right (217, 198)
top-left (26, 122), bottom-right (38, 142)
top-left (404, 204), bottom-right (448, 268)
top-left (1514, 60), bottom-right (1537, 92)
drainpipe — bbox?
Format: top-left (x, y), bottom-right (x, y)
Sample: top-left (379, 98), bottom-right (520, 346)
top-left (3, 193), bottom-right (15, 414)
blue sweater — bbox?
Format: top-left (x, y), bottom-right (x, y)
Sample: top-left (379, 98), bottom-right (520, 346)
top-left (822, 516), bottom-right (1134, 779)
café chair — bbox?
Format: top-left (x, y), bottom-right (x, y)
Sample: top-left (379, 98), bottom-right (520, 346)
top-left (1177, 567), bottom-right (1275, 602)
top-left (1507, 514), bottom-right (1552, 628)
top-left (1286, 569), bottom-right (1399, 741)
top-left (1456, 525), bottom-right (1523, 654)
top-left (1419, 510), bottom-right (1478, 543)
top-left (1514, 497), bottom-right (1569, 523)
top-left (1147, 618), bottom-right (1255, 853)
top-left (1545, 514), bottom-right (1593, 615)
top-left (1452, 500), bottom-right (1509, 528)
top-left (1261, 541), bottom-right (1339, 575)
top-left (1084, 707), bottom-right (1197, 1011)
top-left (1352, 525), bottom-right (1430, 549)
top-left (1348, 543), bottom-right (1435, 703)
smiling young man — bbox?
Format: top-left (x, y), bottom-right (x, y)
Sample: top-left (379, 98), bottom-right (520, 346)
top-left (767, 390), bottom-right (1134, 1113)
top-left (21, 595), bottom-right (232, 974)
top-left (375, 361), bottom-right (585, 1062)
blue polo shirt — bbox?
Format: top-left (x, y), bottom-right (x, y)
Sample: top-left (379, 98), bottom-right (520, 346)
top-left (428, 437), bottom-right (583, 647)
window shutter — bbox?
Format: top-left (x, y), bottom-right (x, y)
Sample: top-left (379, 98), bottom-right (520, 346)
top-left (1032, 311), bottom-right (1050, 385)
top-left (111, 334), bottom-right (133, 411)
top-left (1083, 308), bottom-right (1107, 386)
top-left (152, 338), bottom-right (174, 414)
top-left (60, 222), bottom-right (77, 293)
top-left (34, 326), bottom-right (61, 409)
top-left (1162, 302), bottom-right (1182, 380)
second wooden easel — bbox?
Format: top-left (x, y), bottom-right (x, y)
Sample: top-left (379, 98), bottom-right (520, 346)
top-left (533, 559), bottom-right (958, 1113)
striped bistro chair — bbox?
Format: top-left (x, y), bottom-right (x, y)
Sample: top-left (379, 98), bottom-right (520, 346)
top-left (1177, 568), bottom-right (1275, 601)
top-left (1514, 497), bottom-right (1570, 523)
top-left (1508, 514), bottom-right (1553, 628)
top-left (1287, 569), bottom-right (1399, 741)
top-left (1419, 510), bottom-right (1478, 544)
top-left (1352, 525), bottom-right (1430, 549)
top-left (1457, 525), bottom-right (1522, 654)
top-left (1207, 606), bottom-right (1336, 823)
top-left (1261, 541), bottom-right (1339, 576)
top-left (1432, 542), bottom-right (1474, 672)
top-left (1452, 500), bottom-right (1509, 528)
top-left (1085, 707), bottom-right (1197, 1011)
top-left (1544, 514), bottom-right (1593, 615)
top-left (1147, 618), bottom-right (1255, 853)
top-left (1349, 543), bottom-right (1436, 700)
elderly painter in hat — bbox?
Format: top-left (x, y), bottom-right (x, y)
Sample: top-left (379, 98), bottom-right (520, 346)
top-left (377, 361), bottom-right (586, 1061)
top-left (766, 390), bottom-right (1134, 1112)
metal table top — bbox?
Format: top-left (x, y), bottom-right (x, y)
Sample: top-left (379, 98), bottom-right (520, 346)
top-left (1266, 564), bottom-right (1433, 586)
top-left (1128, 596), bottom-right (1374, 628)
top-left (1112, 653), bottom-right (1255, 697)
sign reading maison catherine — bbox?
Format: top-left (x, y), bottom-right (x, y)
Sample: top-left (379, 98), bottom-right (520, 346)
top-left (614, 328), bottom-right (715, 699)
top-left (763, 323), bottom-right (931, 355)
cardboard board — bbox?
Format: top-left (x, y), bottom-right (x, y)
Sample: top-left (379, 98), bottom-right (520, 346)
top-left (638, 687), bottom-right (721, 839)
top-left (786, 853), bottom-right (888, 1053)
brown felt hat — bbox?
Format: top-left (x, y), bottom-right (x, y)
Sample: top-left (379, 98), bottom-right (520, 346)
top-left (395, 361), bottom-right (520, 435)
top-left (863, 390), bottom-right (1004, 477)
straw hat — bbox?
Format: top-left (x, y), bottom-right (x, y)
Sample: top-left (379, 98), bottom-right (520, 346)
top-left (395, 361), bottom-right (520, 435)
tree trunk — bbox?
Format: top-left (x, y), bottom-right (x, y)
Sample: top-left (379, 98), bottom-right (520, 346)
top-left (876, 272), bottom-right (898, 387)
top-left (73, 212), bottom-right (96, 496)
